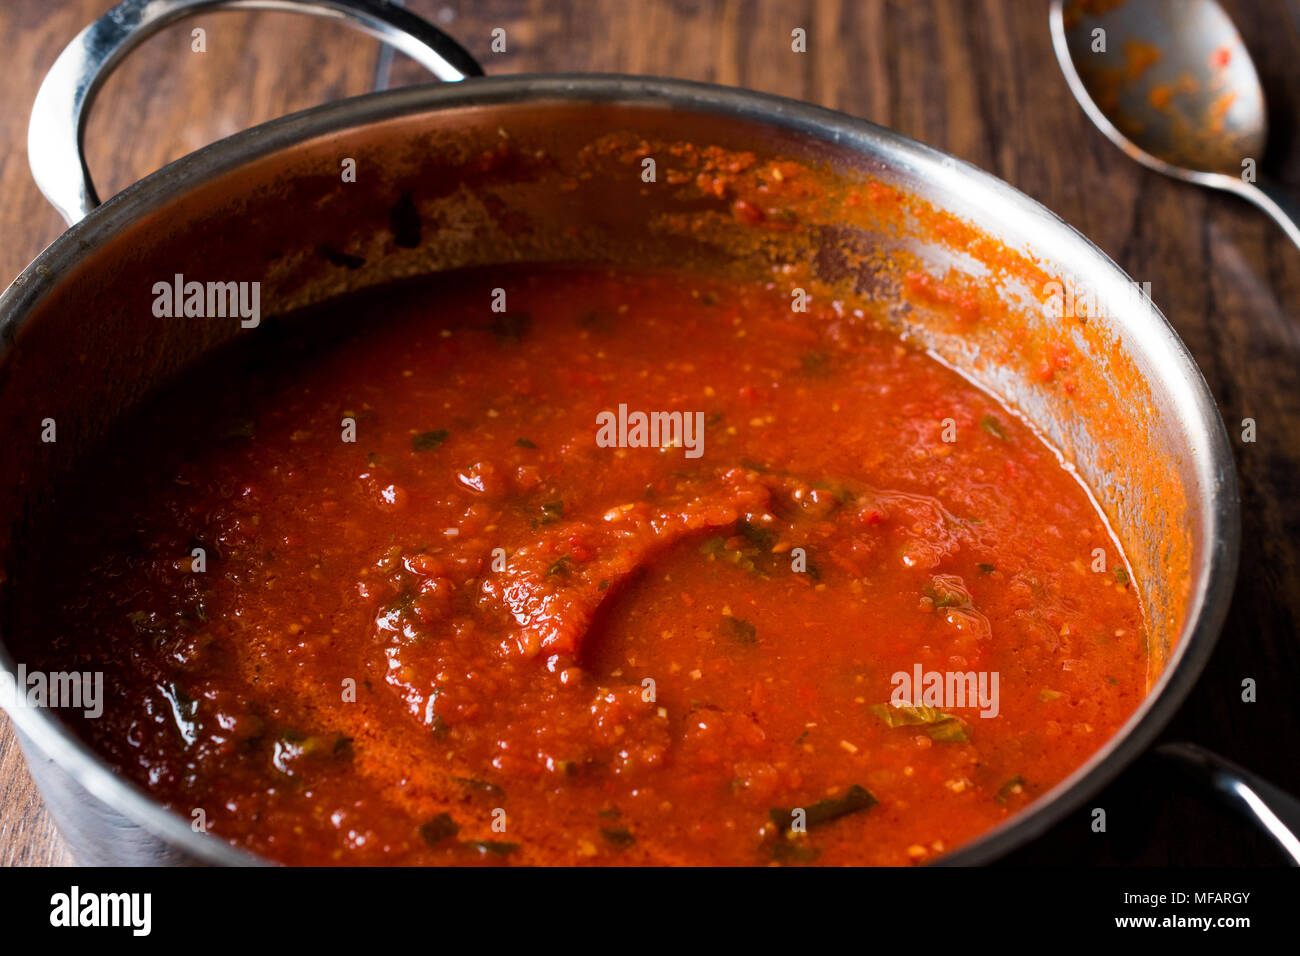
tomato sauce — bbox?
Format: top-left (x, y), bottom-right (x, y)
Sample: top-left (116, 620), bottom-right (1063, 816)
top-left (10, 266), bottom-right (1148, 865)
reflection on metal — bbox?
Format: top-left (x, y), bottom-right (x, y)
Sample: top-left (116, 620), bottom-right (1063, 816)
top-left (371, 0), bottom-right (406, 92)
top-left (1157, 742), bottom-right (1300, 866)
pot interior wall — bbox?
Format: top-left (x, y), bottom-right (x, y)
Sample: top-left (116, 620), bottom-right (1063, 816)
top-left (0, 97), bottom-right (1199, 687)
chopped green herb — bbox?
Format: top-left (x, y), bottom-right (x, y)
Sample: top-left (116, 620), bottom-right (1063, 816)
top-left (222, 419), bottom-right (255, 441)
top-left (1114, 566), bottom-right (1130, 586)
top-left (491, 312), bottom-right (533, 341)
top-left (870, 703), bottom-right (970, 743)
top-left (546, 555), bottom-right (572, 577)
top-left (700, 536), bottom-right (754, 573)
top-left (699, 536), bottom-right (727, 557)
top-left (699, 522), bottom-right (778, 577)
top-left (418, 813), bottom-right (459, 846)
top-left (384, 591), bottom-right (415, 615)
top-left (452, 776), bottom-right (504, 796)
top-left (977, 562), bottom-right (996, 574)
top-left (800, 351), bottom-right (831, 376)
top-left (926, 719), bottom-right (971, 743)
top-left (514, 437), bottom-right (537, 449)
top-left (597, 807), bottom-right (621, 819)
top-left (1038, 688), bottom-right (1064, 702)
top-left (737, 520), bottom-right (775, 551)
top-left (827, 483), bottom-right (856, 506)
top-left (770, 784), bottom-right (877, 832)
top-left (597, 579), bottom-right (610, 591)
top-left (996, 775), bottom-right (1027, 804)
top-left (600, 827), bottom-right (636, 848)
top-left (539, 499), bottom-right (564, 524)
top-left (412, 429), bottom-right (449, 451)
top-left (980, 414), bottom-right (1007, 440)
top-left (722, 614), bottom-right (757, 646)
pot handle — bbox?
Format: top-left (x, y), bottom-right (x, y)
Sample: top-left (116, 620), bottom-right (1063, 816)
top-left (1153, 742), bottom-right (1300, 864)
top-left (28, 0), bottom-right (485, 226)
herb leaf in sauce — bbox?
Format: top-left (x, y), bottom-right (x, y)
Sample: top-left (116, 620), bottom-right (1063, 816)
top-left (600, 827), bottom-right (636, 848)
top-left (800, 351), bottom-right (831, 377)
top-left (453, 776), bottom-right (504, 797)
top-left (737, 520), bottom-right (775, 551)
top-left (870, 703), bottom-right (971, 743)
top-left (996, 775), bottom-right (1027, 804)
top-left (221, 419), bottom-right (256, 442)
top-left (699, 536), bottom-right (727, 557)
top-left (769, 784), bottom-right (877, 832)
top-left (412, 429), bottom-right (449, 451)
top-left (418, 813), bottom-right (460, 846)
top-left (722, 614), bottom-right (758, 646)
top-left (979, 414), bottom-right (1007, 440)
top-left (699, 521), bottom-right (778, 577)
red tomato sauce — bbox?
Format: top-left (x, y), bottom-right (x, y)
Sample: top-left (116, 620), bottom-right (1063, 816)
top-left (10, 266), bottom-right (1148, 865)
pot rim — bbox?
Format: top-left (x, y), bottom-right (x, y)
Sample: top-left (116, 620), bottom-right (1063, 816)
top-left (0, 73), bottom-right (1241, 867)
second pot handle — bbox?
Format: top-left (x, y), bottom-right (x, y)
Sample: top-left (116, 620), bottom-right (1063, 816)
top-left (1154, 742), bottom-right (1300, 865)
top-left (28, 0), bottom-right (485, 227)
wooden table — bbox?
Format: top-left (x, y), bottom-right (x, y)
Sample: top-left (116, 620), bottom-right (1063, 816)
top-left (3, 0), bottom-right (1298, 867)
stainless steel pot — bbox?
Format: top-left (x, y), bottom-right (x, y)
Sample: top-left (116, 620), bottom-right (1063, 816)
top-left (0, 0), bottom-right (1268, 866)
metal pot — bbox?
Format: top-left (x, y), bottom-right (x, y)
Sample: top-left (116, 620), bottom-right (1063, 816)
top-left (0, 0), bottom-right (1277, 866)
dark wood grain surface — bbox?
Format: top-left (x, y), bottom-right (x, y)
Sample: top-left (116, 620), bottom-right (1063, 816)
top-left (2, 0), bottom-right (1298, 867)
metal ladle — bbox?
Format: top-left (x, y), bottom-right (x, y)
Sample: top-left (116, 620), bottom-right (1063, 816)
top-left (1050, 0), bottom-right (1300, 250)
